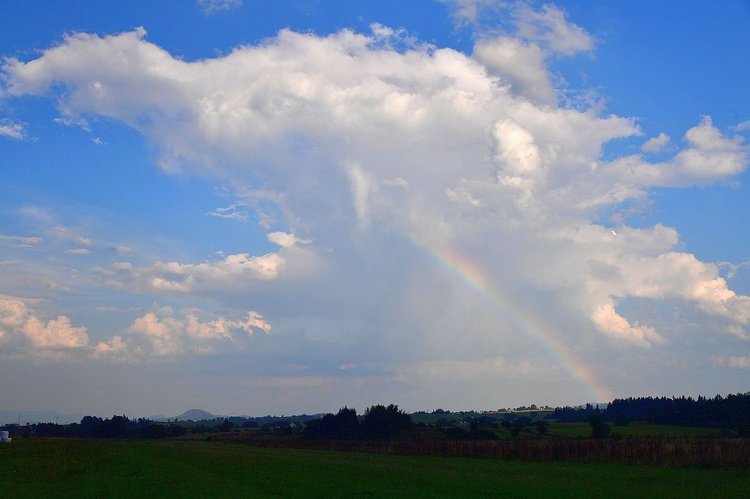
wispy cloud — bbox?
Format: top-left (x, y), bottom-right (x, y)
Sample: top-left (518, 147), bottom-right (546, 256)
top-left (0, 234), bottom-right (43, 247)
top-left (206, 203), bottom-right (250, 222)
top-left (197, 0), bottom-right (242, 15)
top-left (0, 118), bottom-right (28, 140)
top-left (115, 245), bottom-right (134, 256)
top-left (712, 355), bottom-right (750, 369)
top-left (65, 248), bottom-right (91, 255)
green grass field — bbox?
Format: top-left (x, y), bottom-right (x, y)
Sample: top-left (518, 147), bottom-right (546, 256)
top-left (1, 438), bottom-right (749, 498)
top-left (546, 421), bottom-right (729, 439)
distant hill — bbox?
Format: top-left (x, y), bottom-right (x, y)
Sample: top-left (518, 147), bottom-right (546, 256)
top-left (175, 409), bottom-right (217, 421)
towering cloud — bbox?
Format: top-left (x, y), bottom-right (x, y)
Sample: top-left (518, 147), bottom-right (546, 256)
top-left (1, 3), bottom-right (748, 408)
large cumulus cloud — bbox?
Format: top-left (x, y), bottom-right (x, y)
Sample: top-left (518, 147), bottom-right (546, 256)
top-left (2, 4), bottom-right (748, 404)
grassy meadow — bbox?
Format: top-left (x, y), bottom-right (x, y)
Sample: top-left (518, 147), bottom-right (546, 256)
top-left (2, 437), bottom-right (749, 498)
top-left (545, 421), bottom-right (730, 439)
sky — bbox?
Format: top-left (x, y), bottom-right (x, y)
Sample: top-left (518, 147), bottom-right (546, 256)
top-left (1, 0), bottom-right (749, 419)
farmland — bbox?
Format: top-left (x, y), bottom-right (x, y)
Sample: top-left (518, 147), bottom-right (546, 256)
top-left (2, 437), bottom-right (750, 498)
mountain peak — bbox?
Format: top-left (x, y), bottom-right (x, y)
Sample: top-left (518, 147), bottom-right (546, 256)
top-left (174, 409), bottom-right (216, 421)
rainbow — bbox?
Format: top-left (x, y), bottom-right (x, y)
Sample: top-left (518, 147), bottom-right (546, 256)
top-left (415, 242), bottom-right (612, 404)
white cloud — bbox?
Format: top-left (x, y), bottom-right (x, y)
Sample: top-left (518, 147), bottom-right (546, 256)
top-left (442, 1), bottom-right (593, 56)
top-left (207, 203), bottom-right (250, 222)
top-left (718, 260), bottom-right (750, 279)
top-left (384, 177), bottom-right (409, 189)
top-left (642, 132), bottom-right (670, 153)
top-left (468, 2), bottom-right (593, 104)
top-left (1, 10), bottom-right (749, 399)
top-left (0, 233), bottom-right (43, 247)
top-left (0, 118), bottom-right (28, 140)
top-left (94, 232), bottom-right (317, 295)
top-left (586, 117), bottom-right (746, 191)
top-left (492, 117), bottom-right (543, 179)
top-left (473, 37), bottom-right (554, 103)
top-left (512, 3), bottom-right (594, 56)
top-left (115, 245), bottom-right (134, 256)
top-left (0, 292), bottom-right (269, 362)
top-left (24, 315), bottom-right (89, 348)
top-left (51, 226), bottom-right (96, 247)
top-left (266, 231), bottom-right (311, 248)
top-left (66, 248), bottom-right (91, 255)
top-left (723, 325), bottom-right (749, 341)
top-left (0, 297), bottom-right (89, 349)
top-left (712, 355), bottom-right (750, 369)
top-left (606, 252), bottom-right (750, 325)
top-left (591, 302), bottom-right (664, 347)
top-left (197, 0), bottom-right (242, 15)
top-left (439, 0), bottom-right (498, 26)
top-left (113, 307), bottom-right (269, 357)
top-left (95, 253), bottom-right (284, 293)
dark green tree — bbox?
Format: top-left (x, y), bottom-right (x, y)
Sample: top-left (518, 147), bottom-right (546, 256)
top-left (589, 414), bottom-right (611, 439)
top-left (535, 420), bottom-right (549, 436)
top-left (218, 418), bottom-right (235, 432)
top-left (333, 406), bottom-right (360, 440)
top-left (361, 404), bottom-right (413, 439)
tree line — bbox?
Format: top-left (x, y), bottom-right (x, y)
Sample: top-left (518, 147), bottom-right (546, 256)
top-left (552, 392), bottom-right (750, 434)
top-left (3, 415), bottom-right (187, 439)
top-left (302, 404), bottom-right (413, 440)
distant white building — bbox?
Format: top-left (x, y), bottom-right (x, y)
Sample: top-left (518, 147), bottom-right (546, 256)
top-left (0, 430), bottom-right (11, 443)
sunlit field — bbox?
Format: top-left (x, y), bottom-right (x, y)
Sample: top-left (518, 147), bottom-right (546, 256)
top-left (2, 438), bottom-right (749, 498)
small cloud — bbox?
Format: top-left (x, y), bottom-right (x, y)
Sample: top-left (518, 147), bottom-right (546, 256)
top-left (723, 324), bottom-right (749, 341)
top-left (53, 116), bottom-right (91, 131)
top-left (91, 137), bottom-right (106, 146)
top-left (0, 119), bottom-right (28, 140)
top-left (267, 231), bottom-right (312, 248)
top-left (197, 0), bottom-right (242, 14)
top-left (115, 245), bottom-right (134, 256)
top-left (384, 177), bottom-right (410, 190)
top-left (642, 132), bottom-right (670, 153)
top-left (53, 226), bottom-right (87, 242)
top-left (66, 248), bottom-right (91, 255)
top-left (0, 234), bottom-right (43, 247)
top-left (734, 120), bottom-right (750, 132)
top-left (441, 1), bottom-right (593, 56)
top-left (0, 297), bottom-right (89, 349)
top-left (513, 3), bottom-right (594, 55)
top-left (45, 281), bottom-right (71, 291)
top-left (712, 355), bottom-right (750, 369)
top-left (438, 0), bottom-right (498, 27)
top-left (95, 250), bottom-right (289, 294)
top-left (96, 306), bottom-right (119, 312)
top-left (206, 203), bottom-right (249, 222)
top-left (257, 211), bottom-right (277, 229)
top-left (718, 260), bottom-right (750, 279)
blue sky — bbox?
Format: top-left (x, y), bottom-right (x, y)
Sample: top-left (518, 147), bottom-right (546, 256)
top-left (1, 0), bottom-right (749, 419)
